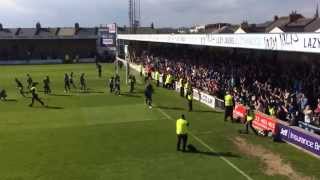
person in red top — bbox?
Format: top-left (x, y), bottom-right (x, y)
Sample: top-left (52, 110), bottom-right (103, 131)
top-left (314, 98), bottom-right (320, 115)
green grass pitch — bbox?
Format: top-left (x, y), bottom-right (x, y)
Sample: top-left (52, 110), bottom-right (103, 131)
top-left (0, 63), bottom-right (319, 180)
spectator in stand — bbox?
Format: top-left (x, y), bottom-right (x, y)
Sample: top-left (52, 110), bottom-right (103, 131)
top-left (314, 98), bottom-right (320, 116)
top-left (298, 94), bottom-right (308, 112)
top-left (255, 100), bottom-right (265, 113)
top-left (313, 98), bottom-right (320, 126)
top-left (303, 105), bottom-right (313, 124)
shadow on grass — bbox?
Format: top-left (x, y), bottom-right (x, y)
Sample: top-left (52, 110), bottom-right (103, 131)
top-left (46, 106), bottom-right (64, 110)
top-left (121, 93), bottom-right (142, 98)
top-left (184, 144), bottom-right (239, 158)
top-left (89, 88), bottom-right (105, 93)
top-left (31, 105), bottom-right (64, 109)
top-left (50, 93), bottom-right (72, 97)
top-left (157, 106), bottom-right (185, 111)
top-left (88, 91), bottom-right (105, 94)
top-left (136, 90), bottom-right (147, 94)
top-left (4, 99), bottom-right (18, 102)
top-left (79, 89), bottom-right (105, 94)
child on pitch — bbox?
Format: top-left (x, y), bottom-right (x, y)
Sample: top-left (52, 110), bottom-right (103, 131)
top-left (144, 79), bottom-right (154, 109)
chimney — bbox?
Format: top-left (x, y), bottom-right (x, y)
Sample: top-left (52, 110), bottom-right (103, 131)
top-left (75, 23), bottom-right (80, 33)
top-left (274, 15), bottom-right (279, 21)
top-left (36, 22), bottom-right (41, 30)
top-left (241, 21), bottom-right (249, 28)
top-left (315, 2), bottom-right (319, 18)
top-left (289, 11), bottom-right (303, 22)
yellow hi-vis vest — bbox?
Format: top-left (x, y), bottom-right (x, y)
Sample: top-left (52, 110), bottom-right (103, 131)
top-left (246, 114), bottom-right (254, 122)
top-left (169, 75), bottom-right (174, 83)
top-left (187, 94), bottom-right (193, 101)
top-left (269, 108), bottom-right (275, 116)
top-left (179, 78), bottom-right (184, 87)
top-left (155, 71), bottom-right (160, 81)
top-left (184, 82), bottom-right (190, 89)
top-left (176, 118), bottom-right (188, 135)
top-left (165, 74), bottom-right (171, 85)
top-left (224, 95), bottom-right (233, 107)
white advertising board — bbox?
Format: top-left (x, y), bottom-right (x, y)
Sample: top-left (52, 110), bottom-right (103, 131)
top-left (118, 33), bottom-right (320, 54)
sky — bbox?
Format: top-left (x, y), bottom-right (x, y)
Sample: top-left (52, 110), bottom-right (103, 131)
top-left (0, 0), bottom-right (317, 28)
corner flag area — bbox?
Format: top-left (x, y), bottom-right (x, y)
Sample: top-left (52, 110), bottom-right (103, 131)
top-left (0, 64), bottom-right (318, 180)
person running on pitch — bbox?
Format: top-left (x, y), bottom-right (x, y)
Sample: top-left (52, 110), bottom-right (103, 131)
top-left (114, 74), bottom-right (121, 95)
top-left (80, 73), bottom-right (87, 92)
top-left (144, 79), bottom-right (154, 109)
top-left (0, 88), bottom-right (7, 101)
top-left (43, 76), bottom-right (51, 95)
top-left (186, 90), bottom-right (193, 112)
top-left (15, 78), bottom-right (26, 97)
top-left (155, 70), bottom-right (160, 87)
top-left (128, 75), bottom-right (136, 93)
top-left (179, 76), bottom-right (185, 97)
top-left (96, 63), bottom-right (102, 78)
top-left (29, 82), bottom-right (46, 107)
top-left (64, 73), bottom-right (71, 93)
top-left (108, 76), bottom-right (114, 93)
top-left (26, 74), bottom-right (33, 89)
top-left (69, 72), bottom-right (76, 89)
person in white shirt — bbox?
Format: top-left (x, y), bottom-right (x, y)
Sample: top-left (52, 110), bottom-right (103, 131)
top-left (303, 105), bottom-right (313, 124)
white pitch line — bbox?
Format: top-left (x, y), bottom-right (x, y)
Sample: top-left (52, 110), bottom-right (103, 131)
top-left (157, 107), bottom-right (254, 180)
top-left (132, 68), bottom-right (253, 179)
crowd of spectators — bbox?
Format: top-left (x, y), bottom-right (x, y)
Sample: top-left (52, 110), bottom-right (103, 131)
top-left (130, 45), bottom-right (320, 129)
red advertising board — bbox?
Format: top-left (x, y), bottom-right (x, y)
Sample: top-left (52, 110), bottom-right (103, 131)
top-left (233, 104), bottom-right (247, 122)
top-left (252, 112), bottom-right (277, 134)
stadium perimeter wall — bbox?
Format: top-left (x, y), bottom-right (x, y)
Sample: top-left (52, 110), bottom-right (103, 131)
top-left (0, 58), bottom-right (96, 65)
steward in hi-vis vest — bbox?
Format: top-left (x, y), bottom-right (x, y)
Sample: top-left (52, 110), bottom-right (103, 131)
top-left (224, 91), bottom-right (234, 122)
top-left (239, 108), bottom-right (258, 135)
top-left (176, 114), bottom-right (189, 152)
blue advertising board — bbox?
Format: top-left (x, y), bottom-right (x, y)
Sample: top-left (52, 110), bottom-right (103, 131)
top-left (278, 123), bottom-right (320, 156)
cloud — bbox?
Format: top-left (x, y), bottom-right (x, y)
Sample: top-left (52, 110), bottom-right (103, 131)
top-left (0, 0), bottom-right (317, 28)
top-left (0, 0), bottom-right (33, 14)
top-left (141, 0), bottom-right (317, 27)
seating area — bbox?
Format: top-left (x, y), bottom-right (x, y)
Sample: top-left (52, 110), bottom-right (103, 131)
top-left (0, 22), bottom-right (100, 61)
